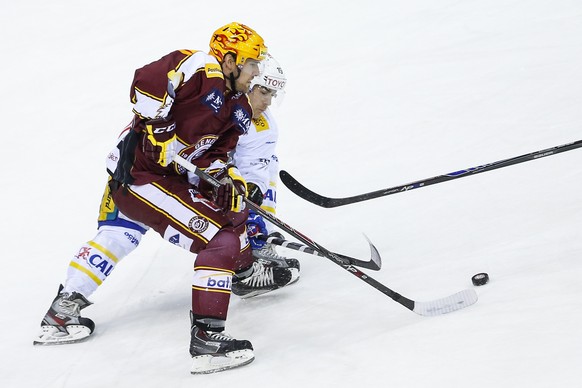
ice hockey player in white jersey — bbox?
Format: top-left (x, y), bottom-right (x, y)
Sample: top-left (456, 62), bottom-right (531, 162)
top-left (231, 53), bottom-right (301, 288)
top-left (33, 52), bottom-right (296, 352)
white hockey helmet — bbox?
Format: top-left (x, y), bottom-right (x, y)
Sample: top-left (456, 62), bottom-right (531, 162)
top-left (251, 53), bottom-right (287, 103)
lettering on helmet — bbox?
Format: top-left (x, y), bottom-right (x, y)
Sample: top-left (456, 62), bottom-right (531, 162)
top-left (263, 75), bottom-right (286, 90)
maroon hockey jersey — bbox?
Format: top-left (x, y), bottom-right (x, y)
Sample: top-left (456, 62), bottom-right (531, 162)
top-left (121, 49), bottom-right (253, 186)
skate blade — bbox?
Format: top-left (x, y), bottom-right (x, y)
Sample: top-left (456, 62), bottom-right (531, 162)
top-left (238, 287), bottom-right (286, 299)
top-left (288, 268), bottom-right (300, 285)
top-left (190, 349), bottom-right (255, 374)
top-left (33, 325), bottom-right (92, 346)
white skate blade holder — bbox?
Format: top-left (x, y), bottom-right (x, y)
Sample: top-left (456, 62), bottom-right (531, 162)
top-left (33, 325), bottom-right (92, 345)
top-left (190, 349), bottom-right (255, 374)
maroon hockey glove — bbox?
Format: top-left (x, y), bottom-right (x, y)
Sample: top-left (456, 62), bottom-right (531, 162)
top-left (142, 117), bottom-right (177, 167)
top-left (212, 165), bottom-right (247, 212)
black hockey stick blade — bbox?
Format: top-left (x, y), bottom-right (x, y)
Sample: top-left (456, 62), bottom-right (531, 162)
top-left (280, 139), bottom-right (582, 208)
top-left (259, 234), bottom-right (382, 271)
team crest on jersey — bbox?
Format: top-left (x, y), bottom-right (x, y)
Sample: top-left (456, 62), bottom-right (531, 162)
top-left (191, 135), bottom-right (219, 160)
top-left (189, 216), bottom-right (209, 233)
top-left (202, 88), bottom-right (224, 113)
top-left (232, 104), bottom-right (252, 134)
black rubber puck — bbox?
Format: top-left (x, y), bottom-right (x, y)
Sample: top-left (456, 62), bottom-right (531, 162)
top-left (472, 273), bottom-right (489, 286)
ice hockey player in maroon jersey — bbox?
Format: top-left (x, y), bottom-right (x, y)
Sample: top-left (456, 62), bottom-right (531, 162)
top-left (34, 22), bottom-right (292, 374)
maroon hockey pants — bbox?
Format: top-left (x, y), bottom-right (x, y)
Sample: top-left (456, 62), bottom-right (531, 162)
top-left (111, 176), bottom-right (253, 325)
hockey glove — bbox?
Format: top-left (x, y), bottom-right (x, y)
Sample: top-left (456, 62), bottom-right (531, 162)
top-left (246, 182), bottom-right (264, 206)
top-left (142, 117), bottom-right (177, 167)
top-left (212, 165), bottom-right (247, 213)
top-left (246, 210), bottom-right (267, 249)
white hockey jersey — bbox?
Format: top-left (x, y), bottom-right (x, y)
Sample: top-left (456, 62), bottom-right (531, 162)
top-left (231, 108), bottom-right (280, 216)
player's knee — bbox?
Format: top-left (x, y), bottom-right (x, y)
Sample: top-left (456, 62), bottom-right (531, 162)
top-left (196, 228), bottom-right (241, 270)
top-left (93, 226), bottom-right (142, 259)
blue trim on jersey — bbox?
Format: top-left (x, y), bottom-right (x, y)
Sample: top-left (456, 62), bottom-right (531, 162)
top-left (98, 218), bottom-right (148, 234)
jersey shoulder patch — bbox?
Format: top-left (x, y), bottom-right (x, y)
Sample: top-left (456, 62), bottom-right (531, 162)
top-left (253, 114), bottom-right (270, 132)
top-left (204, 63), bottom-right (223, 79)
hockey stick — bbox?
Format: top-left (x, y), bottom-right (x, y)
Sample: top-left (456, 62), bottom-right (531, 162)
top-left (280, 139), bottom-right (582, 208)
top-left (174, 155), bottom-right (477, 316)
top-left (257, 234), bottom-right (382, 271)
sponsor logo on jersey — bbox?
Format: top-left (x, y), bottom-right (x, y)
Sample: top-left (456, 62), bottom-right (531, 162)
top-left (204, 63), bottom-right (223, 79)
top-left (206, 275), bottom-right (231, 290)
top-left (202, 88), bottom-right (224, 113)
top-left (189, 216), bottom-right (209, 233)
top-left (164, 225), bottom-right (194, 250)
top-left (98, 187), bottom-right (118, 222)
top-left (84, 253), bottom-right (114, 277)
top-left (107, 152), bottom-right (118, 162)
top-left (169, 234), bottom-right (180, 245)
top-left (232, 104), bottom-right (252, 134)
top-left (252, 114), bottom-right (270, 132)
top-left (124, 231), bottom-right (139, 246)
top-left (264, 188), bottom-right (276, 203)
top-left (75, 247), bottom-right (91, 260)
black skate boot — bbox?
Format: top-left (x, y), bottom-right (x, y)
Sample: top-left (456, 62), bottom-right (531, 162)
top-left (231, 258), bottom-right (293, 299)
top-left (253, 232), bottom-right (300, 284)
top-left (189, 313), bottom-right (254, 374)
top-left (33, 285), bottom-right (95, 345)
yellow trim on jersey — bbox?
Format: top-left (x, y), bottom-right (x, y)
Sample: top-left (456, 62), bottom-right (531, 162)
top-left (69, 261), bottom-right (102, 285)
top-left (194, 266), bottom-right (235, 275)
top-left (126, 186), bottom-right (210, 244)
top-left (134, 86), bottom-right (165, 102)
top-left (88, 241), bottom-right (119, 264)
top-left (192, 286), bottom-right (231, 294)
top-left (261, 205), bottom-right (276, 214)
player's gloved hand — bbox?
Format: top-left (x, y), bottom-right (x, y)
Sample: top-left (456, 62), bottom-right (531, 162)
top-left (142, 117), bottom-right (177, 167)
top-left (246, 182), bottom-right (264, 206)
top-left (212, 164), bottom-right (247, 212)
top-left (246, 210), bottom-right (267, 249)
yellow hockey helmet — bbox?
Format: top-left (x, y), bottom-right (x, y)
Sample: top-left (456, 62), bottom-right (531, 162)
top-left (209, 22), bottom-right (268, 66)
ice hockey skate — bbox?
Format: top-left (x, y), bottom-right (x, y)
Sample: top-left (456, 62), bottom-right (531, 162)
top-left (231, 257), bottom-right (293, 299)
top-left (33, 285), bottom-right (95, 345)
top-left (252, 232), bottom-right (300, 285)
top-left (190, 325), bottom-right (254, 374)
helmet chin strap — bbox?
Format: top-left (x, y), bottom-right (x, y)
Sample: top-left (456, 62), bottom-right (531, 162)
top-left (226, 52), bottom-right (241, 93)
top-left (228, 67), bottom-right (241, 93)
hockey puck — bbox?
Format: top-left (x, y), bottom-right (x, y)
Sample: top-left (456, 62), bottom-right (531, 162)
top-left (471, 273), bottom-right (489, 286)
